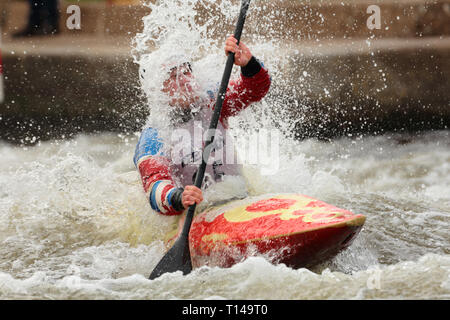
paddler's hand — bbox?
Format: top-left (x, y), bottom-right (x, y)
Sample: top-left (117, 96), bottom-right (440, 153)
top-left (225, 35), bottom-right (252, 67)
top-left (182, 185), bottom-right (204, 208)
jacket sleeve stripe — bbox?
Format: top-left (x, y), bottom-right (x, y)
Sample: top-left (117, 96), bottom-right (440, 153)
top-left (149, 180), bottom-right (184, 215)
top-left (150, 180), bottom-right (162, 212)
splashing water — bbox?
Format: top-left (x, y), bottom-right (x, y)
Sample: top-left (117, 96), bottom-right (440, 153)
top-left (0, 0), bottom-right (449, 299)
top-left (0, 131), bottom-right (449, 299)
top-left (131, 0), bottom-right (299, 139)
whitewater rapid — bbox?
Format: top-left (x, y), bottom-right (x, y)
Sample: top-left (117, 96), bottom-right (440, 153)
top-left (0, 0), bottom-right (448, 300)
top-left (0, 131), bottom-right (449, 299)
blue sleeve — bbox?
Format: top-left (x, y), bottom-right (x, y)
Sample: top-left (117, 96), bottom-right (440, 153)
top-left (133, 127), bottom-right (164, 167)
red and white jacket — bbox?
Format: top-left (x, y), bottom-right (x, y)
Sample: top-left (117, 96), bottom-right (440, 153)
top-left (134, 57), bottom-right (271, 215)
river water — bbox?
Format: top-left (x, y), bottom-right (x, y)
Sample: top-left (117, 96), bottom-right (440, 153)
top-left (0, 130), bottom-right (448, 299)
top-left (1, 0), bottom-right (449, 300)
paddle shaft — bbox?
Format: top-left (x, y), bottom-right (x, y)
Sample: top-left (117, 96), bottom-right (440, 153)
top-left (148, 0), bottom-right (251, 279)
top-left (179, 0), bottom-right (251, 240)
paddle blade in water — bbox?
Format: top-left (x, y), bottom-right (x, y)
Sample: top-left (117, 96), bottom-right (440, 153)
top-left (149, 236), bottom-right (192, 280)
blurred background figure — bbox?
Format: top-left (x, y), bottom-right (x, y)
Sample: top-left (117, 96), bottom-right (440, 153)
top-left (13, 0), bottom-right (59, 38)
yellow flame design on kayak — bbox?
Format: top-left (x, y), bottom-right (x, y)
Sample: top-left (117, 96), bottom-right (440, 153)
top-left (201, 233), bottom-right (228, 242)
top-left (223, 194), bottom-right (344, 223)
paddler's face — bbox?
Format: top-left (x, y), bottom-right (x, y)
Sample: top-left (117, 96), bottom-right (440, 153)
top-left (162, 62), bottom-right (198, 108)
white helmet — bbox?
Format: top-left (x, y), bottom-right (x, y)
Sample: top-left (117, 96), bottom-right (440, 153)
top-left (162, 54), bottom-right (192, 73)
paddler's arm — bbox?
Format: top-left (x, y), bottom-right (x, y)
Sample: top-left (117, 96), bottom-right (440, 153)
top-left (180, 185), bottom-right (203, 208)
top-left (219, 36), bottom-right (271, 120)
top-left (146, 182), bottom-right (203, 214)
top-left (134, 127), bottom-right (185, 215)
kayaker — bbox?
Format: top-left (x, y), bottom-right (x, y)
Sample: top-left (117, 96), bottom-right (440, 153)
top-left (134, 35), bottom-right (271, 215)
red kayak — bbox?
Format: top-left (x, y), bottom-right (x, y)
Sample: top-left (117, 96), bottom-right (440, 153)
top-left (169, 193), bottom-right (365, 270)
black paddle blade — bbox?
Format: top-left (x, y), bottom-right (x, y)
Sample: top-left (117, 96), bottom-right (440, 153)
top-left (149, 235), bottom-right (192, 280)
